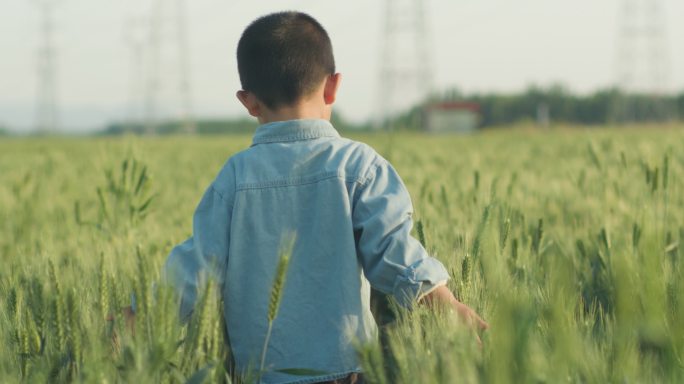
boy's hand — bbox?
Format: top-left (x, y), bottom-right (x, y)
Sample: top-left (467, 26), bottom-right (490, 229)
top-left (121, 305), bottom-right (136, 332)
top-left (105, 305), bottom-right (136, 355)
top-left (106, 306), bottom-right (136, 330)
top-left (450, 299), bottom-right (489, 332)
top-left (421, 285), bottom-right (489, 345)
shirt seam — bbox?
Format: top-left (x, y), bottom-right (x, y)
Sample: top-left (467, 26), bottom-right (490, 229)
top-left (210, 183), bottom-right (235, 207)
top-left (236, 172), bottom-right (366, 191)
top-left (351, 160), bottom-right (385, 212)
top-left (275, 369), bottom-right (362, 384)
top-left (210, 184), bottom-right (226, 200)
top-left (357, 159), bottom-right (384, 187)
top-left (252, 133), bottom-right (338, 145)
top-left (416, 280), bottom-right (449, 302)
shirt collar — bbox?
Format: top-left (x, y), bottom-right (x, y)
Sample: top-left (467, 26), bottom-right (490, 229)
top-left (251, 119), bottom-right (340, 146)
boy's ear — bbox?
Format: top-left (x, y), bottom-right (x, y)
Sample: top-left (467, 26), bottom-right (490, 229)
top-left (236, 90), bottom-right (261, 117)
top-left (323, 73), bottom-right (342, 105)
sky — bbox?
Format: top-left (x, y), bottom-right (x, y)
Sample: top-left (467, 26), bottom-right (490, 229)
top-left (1, 0), bottom-right (683, 133)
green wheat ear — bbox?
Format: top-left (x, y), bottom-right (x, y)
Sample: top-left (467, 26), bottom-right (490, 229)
top-left (268, 234), bottom-right (295, 322)
top-left (259, 233), bottom-right (296, 382)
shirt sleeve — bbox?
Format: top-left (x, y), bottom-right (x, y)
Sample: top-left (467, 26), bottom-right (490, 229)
top-left (353, 158), bottom-right (450, 308)
top-left (163, 183), bottom-right (232, 321)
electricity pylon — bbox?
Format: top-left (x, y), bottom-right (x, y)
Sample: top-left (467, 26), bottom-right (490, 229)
top-left (377, 0), bottom-right (434, 130)
top-left (34, 0), bottom-right (59, 133)
top-left (615, 0), bottom-right (674, 122)
top-left (124, 16), bottom-right (146, 133)
top-left (144, 0), bottom-right (195, 134)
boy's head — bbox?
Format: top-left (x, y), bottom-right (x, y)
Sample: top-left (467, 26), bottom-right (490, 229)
top-left (237, 12), bottom-right (336, 112)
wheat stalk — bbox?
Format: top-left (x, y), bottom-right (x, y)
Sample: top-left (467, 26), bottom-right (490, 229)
top-left (48, 260), bottom-right (67, 353)
top-left (258, 233), bottom-right (295, 382)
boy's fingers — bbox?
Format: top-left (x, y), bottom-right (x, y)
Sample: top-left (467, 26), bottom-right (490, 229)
top-left (474, 314), bottom-right (489, 330)
top-left (123, 306), bottom-right (135, 319)
top-left (472, 317), bottom-right (487, 348)
top-left (461, 306), bottom-right (488, 331)
top-left (450, 299), bottom-right (488, 333)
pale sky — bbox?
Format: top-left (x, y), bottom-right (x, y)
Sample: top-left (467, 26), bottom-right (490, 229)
top-left (1, 0), bottom-right (683, 132)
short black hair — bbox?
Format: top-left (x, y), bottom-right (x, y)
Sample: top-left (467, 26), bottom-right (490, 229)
top-left (237, 12), bottom-right (336, 109)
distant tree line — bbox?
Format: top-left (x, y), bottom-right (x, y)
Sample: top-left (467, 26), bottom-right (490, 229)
top-left (467, 86), bottom-right (682, 127)
top-left (389, 86), bottom-right (684, 130)
top-left (97, 86), bottom-right (684, 135)
top-left (102, 118), bottom-right (258, 135)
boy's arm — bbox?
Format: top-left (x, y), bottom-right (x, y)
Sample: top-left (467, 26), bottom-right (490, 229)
top-left (353, 158), bottom-right (450, 307)
top-left (353, 157), bottom-right (487, 334)
top-left (163, 182), bottom-right (233, 321)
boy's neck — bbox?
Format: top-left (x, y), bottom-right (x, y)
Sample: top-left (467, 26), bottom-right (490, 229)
top-left (257, 101), bottom-right (332, 125)
top-left (238, 73), bottom-right (341, 125)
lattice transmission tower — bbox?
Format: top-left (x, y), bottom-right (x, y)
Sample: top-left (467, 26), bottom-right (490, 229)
top-left (124, 16), bottom-right (147, 133)
top-left (34, 0), bottom-right (60, 133)
top-left (615, 0), bottom-right (674, 122)
top-left (144, 0), bottom-right (195, 134)
top-left (377, 0), bottom-right (434, 130)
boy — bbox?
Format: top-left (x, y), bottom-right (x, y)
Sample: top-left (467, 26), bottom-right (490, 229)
top-left (164, 11), bottom-right (487, 384)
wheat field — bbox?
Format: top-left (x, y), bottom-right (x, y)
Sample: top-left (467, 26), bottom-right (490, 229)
top-left (1, 127), bottom-right (683, 383)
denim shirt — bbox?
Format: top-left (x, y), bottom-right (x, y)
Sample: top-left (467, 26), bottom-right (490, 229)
top-left (164, 119), bottom-right (450, 384)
